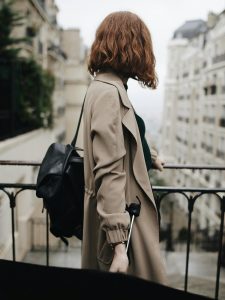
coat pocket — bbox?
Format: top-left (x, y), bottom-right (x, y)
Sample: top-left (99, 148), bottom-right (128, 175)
top-left (97, 240), bottom-right (114, 266)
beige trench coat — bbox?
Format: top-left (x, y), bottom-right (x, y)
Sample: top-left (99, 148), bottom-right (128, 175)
top-left (81, 71), bottom-right (167, 284)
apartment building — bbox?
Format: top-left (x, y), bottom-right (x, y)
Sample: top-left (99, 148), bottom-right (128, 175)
top-left (160, 10), bottom-right (225, 238)
top-left (61, 28), bottom-right (91, 147)
top-left (0, 0), bottom-right (89, 259)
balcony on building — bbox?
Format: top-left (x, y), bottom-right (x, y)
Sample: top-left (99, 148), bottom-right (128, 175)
top-left (212, 53), bottom-right (225, 64)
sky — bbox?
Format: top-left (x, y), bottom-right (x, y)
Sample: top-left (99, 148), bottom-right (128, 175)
top-left (55, 0), bottom-right (225, 134)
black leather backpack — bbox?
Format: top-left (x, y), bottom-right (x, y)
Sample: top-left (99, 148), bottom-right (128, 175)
top-left (36, 94), bottom-right (86, 244)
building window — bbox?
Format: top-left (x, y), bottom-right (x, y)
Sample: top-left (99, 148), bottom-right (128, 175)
top-left (37, 0), bottom-right (45, 10)
top-left (217, 137), bottom-right (225, 159)
top-left (211, 85), bottom-right (217, 95)
top-left (219, 105), bottom-right (225, 127)
top-left (203, 61), bottom-right (207, 68)
top-left (205, 174), bottom-right (210, 182)
top-left (216, 149), bottom-right (225, 159)
top-left (38, 40), bottom-right (43, 54)
top-left (205, 145), bottom-right (213, 153)
top-left (210, 117), bottom-right (215, 124)
top-left (204, 116), bottom-right (215, 124)
top-left (26, 26), bottom-right (36, 38)
top-left (212, 53), bottom-right (225, 64)
top-left (204, 85), bottom-right (217, 96)
top-left (203, 87), bottom-right (208, 95)
top-left (25, 27), bottom-right (36, 46)
top-left (219, 118), bottom-right (225, 127)
top-left (176, 135), bottom-right (181, 142)
top-left (221, 86), bottom-right (225, 94)
top-left (194, 69), bottom-right (199, 75)
top-left (57, 106), bottom-right (65, 117)
top-left (215, 181), bottom-right (221, 188)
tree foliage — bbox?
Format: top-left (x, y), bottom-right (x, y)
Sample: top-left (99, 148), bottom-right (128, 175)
top-left (0, 1), bottom-right (54, 133)
top-left (0, 0), bottom-right (27, 59)
top-left (17, 59), bottom-right (54, 128)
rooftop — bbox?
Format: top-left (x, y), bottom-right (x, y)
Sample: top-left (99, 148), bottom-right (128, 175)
top-left (173, 19), bottom-right (207, 39)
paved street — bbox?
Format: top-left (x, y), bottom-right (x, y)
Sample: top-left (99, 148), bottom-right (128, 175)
top-left (23, 247), bottom-right (225, 299)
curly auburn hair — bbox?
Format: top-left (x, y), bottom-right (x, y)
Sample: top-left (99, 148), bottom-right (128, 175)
top-left (88, 11), bottom-right (158, 89)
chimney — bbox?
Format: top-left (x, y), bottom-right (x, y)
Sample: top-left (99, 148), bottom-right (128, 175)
top-left (207, 11), bottom-right (218, 28)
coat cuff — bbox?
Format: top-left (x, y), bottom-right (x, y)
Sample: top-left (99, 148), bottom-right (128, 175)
top-left (105, 228), bottom-right (129, 244)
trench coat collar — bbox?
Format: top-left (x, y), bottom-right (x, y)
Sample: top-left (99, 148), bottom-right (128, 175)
top-left (94, 71), bottom-right (139, 144)
top-left (94, 71), bottom-right (132, 109)
top-left (93, 71), bottom-right (157, 212)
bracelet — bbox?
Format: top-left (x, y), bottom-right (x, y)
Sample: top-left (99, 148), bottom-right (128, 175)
top-left (110, 241), bottom-right (126, 250)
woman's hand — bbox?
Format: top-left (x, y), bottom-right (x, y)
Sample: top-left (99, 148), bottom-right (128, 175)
top-left (153, 157), bottom-right (165, 172)
top-left (109, 243), bottom-right (129, 273)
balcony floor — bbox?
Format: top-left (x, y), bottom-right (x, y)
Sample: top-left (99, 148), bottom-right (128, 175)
top-left (23, 248), bottom-right (225, 299)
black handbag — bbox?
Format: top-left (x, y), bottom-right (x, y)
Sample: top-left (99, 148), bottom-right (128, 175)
top-left (36, 94), bottom-right (86, 243)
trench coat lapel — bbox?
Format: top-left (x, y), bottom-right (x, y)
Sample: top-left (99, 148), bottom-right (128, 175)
top-left (94, 72), bottom-right (157, 211)
top-left (94, 72), bottom-right (137, 140)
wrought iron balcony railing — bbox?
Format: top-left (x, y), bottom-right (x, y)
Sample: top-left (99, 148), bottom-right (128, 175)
top-left (0, 161), bottom-right (224, 299)
top-left (213, 53), bottom-right (225, 64)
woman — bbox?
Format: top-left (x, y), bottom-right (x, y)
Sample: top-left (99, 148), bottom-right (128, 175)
top-left (82, 11), bottom-right (167, 284)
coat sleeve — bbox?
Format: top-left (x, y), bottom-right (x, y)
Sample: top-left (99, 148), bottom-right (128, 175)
top-left (90, 87), bottom-right (130, 245)
top-left (150, 147), bottom-right (158, 163)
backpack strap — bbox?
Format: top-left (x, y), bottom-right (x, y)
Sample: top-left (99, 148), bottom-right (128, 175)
top-left (71, 91), bottom-right (87, 147)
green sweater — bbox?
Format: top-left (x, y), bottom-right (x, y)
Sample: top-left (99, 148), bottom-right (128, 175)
top-left (134, 111), bottom-right (153, 171)
top-left (123, 83), bottom-right (153, 171)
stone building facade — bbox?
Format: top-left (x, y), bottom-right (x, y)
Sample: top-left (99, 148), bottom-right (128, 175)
top-left (160, 10), bottom-right (225, 243)
top-left (0, 0), bottom-right (89, 259)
